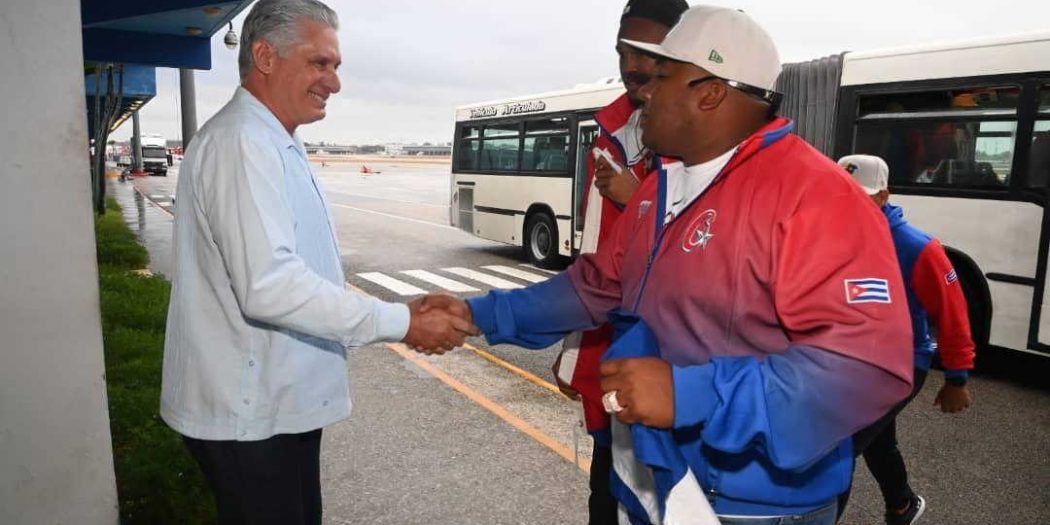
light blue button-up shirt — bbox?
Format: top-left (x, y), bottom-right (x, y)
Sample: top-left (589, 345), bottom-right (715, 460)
top-left (161, 87), bottom-right (409, 441)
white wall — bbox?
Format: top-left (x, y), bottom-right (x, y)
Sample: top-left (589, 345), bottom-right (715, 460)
top-left (0, 1), bottom-right (119, 523)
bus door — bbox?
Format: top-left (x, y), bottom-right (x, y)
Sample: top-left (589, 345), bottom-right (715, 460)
top-left (1029, 83), bottom-right (1050, 352)
top-left (573, 120), bottom-right (600, 252)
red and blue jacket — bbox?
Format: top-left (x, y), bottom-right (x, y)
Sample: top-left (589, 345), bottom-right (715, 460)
top-left (467, 118), bottom-right (914, 516)
top-left (564, 93), bottom-right (653, 441)
top-left (883, 204), bottom-right (975, 378)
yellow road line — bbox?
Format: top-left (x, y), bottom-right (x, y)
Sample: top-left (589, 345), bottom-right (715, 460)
top-left (388, 342), bottom-right (590, 474)
top-left (461, 342), bottom-right (570, 399)
top-left (344, 284), bottom-right (588, 472)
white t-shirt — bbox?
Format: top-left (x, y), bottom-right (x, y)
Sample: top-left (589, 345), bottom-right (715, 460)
top-left (664, 146), bottom-right (738, 224)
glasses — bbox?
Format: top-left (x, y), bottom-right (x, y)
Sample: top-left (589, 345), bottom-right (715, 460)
top-left (687, 75), bottom-right (721, 88)
top-left (687, 75), bottom-right (784, 109)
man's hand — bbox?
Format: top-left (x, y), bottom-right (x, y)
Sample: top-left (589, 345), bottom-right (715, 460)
top-left (403, 294), bottom-right (480, 355)
top-left (417, 293), bottom-right (473, 323)
top-left (593, 155), bottom-right (638, 207)
top-left (551, 352), bottom-right (580, 400)
top-left (934, 383), bottom-right (973, 413)
top-left (599, 357), bottom-right (674, 428)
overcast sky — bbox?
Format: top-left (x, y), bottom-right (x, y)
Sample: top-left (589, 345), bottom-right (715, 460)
top-left (111, 0), bottom-right (1050, 145)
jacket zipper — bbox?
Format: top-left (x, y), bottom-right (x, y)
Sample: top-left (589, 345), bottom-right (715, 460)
top-left (630, 149), bottom-right (743, 312)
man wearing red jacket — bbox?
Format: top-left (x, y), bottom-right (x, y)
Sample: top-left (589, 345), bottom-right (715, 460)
top-left (550, 1), bottom-right (687, 522)
top-left (458, 7), bottom-right (913, 523)
top-left (838, 154), bottom-right (976, 525)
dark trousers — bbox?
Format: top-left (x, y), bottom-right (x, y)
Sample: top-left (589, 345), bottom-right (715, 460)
top-left (183, 429), bottom-right (323, 525)
top-left (838, 368), bottom-right (928, 517)
top-left (589, 442), bottom-right (619, 525)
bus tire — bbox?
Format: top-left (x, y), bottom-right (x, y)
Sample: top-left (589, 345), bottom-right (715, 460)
top-left (943, 245), bottom-right (992, 357)
top-left (524, 211), bottom-right (561, 269)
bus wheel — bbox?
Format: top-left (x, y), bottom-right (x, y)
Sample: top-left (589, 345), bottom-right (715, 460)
top-left (524, 211), bottom-right (560, 269)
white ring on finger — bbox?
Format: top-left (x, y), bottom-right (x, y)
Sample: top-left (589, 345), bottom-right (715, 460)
top-left (602, 390), bottom-right (624, 414)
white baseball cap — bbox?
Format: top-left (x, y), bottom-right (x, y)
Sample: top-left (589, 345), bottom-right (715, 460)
top-left (839, 154), bottom-right (890, 195)
top-left (620, 5), bottom-right (782, 96)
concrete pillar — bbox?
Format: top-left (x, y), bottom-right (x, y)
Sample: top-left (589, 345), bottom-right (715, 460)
top-left (132, 110), bottom-right (143, 173)
top-left (180, 68), bottom-right (198, 149)
top-left (0, 0), bottom-right (119, 522)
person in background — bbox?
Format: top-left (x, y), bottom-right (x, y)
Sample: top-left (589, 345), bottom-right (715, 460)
top-left (550, 1), bottom-right (688, 522)
top-left (427, 7), bottom-right (914, 524)
top-left (838, 154), bottom-right (976, 525)
top-left (161, 2), bottom-right (475, 523)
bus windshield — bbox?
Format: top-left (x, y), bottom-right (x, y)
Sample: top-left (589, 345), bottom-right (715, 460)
top-left (142, 146), bottom-right (167, 159)
top-left (854, 86), bottom-right (1021, 189)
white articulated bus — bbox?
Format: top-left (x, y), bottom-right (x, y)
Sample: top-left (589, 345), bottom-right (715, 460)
top-left (450, 80), bottom-right (623, 268)
top-left (777, 32), bottom-right (1050, 358)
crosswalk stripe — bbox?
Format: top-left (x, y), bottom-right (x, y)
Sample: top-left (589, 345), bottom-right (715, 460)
top-left (518, 263), bottom-right (559, 275)
top-left (356, 272), bottom-right (427, 296)
top-left (441, 267), bottom-right (524, 289)
top-left (482, 265), bottom-right (549, 283)
top-left (400, 270), bottom-right (479, 292)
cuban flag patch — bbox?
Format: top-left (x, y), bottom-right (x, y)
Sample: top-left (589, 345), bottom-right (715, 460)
top-left (845, 278), bottom-right (892, 304)
top-left (945, 269), bottom-right (959, 284)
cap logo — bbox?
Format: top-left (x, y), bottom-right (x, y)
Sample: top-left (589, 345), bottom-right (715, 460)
top-left (844, 163), bottom-right (858, 174)
top-left (708, 49), bottom-right (724, 64)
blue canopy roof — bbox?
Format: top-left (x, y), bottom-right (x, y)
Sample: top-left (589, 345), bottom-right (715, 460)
top-left (85, 65), bottom-right (156, 137)
top-left (82, 0), bottom-right (254, 133)
top-left (82, 1), bottom-right (251, 70)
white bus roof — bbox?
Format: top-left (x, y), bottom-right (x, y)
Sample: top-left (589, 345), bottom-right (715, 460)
top-left (455, 80), bottom-right (624, 122)
top-left (841, 31), bottom-right (1050, 86)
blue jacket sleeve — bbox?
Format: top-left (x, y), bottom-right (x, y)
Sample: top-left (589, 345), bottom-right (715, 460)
top-left (466, 273), bottom-right (597, 349)
top-left (672, 344), bottom-right (910, 472)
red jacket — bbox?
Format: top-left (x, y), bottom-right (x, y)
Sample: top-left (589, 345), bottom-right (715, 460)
top-left (883, 203), bottom-right (976, 374)
top-left (561, 94), bottom-right (652, 436)
top-left (468, 118), bottom-right (914, 510)
top-left (569, 118), bottom-right (913, 384)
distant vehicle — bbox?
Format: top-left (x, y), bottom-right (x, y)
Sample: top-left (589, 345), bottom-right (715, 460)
top-left (777, 31), bottom-right (1050, 359)
top-left (450, 79), bottom-right (621, 268)
top-left (140, 134), bottom-right (168, 176)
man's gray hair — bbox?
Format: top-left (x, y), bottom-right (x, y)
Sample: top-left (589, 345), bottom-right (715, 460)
top-left (238, 0), bottom-right (339, 82)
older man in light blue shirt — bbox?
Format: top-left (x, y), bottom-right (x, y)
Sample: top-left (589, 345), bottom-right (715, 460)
top-left (162, 84), bottom-right (402, 440)
top-left (161, 1), bottom-right (474, 522)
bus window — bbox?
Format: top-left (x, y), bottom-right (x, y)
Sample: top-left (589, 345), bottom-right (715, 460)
top-left (854, 86), bottom-right (1020, 189)
top-left (973, 121), bottom-right (1016, 183)
top-left (525, 117), bottom-right (570, 135)
top-left (480, 124), bottom-right (522, 171)
top-left (522, 118), bottom-right (571, 173)
top-left (858, 86), bottom-right (1020, 116)
top-left (575, 123), bottom-right (600, 233)
top-left (483, 123), bottom-right (519, 137)
top-left (456, 141), bottom-right (480, 171)
top-left (523, 136), bottom-right (569, 172)
top-left (455, 126), bottom-right (481, 171)
top-left (1028, 85), bottom-right (1050, 188)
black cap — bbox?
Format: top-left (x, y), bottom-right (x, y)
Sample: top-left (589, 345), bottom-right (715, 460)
top-left (621, 0), bottom-right (690, 29)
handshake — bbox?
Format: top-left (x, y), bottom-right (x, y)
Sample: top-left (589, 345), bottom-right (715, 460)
top-left (402, 293), bottom-right (480, 354)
